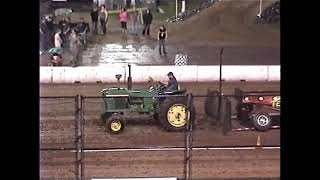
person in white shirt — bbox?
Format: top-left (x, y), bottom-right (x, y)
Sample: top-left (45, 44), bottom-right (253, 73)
top-left (54, 29), bottom-right (63, 48)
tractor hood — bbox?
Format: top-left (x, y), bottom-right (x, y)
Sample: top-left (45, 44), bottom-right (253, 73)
top-left (101, 87), bottom-right (156, 98)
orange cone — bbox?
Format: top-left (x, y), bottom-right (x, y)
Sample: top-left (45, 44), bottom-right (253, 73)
top-left (255, 135), bottom-right (262, 149)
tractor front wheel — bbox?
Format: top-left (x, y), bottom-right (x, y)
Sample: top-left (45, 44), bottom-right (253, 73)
top-left (158, 97), bottom-right (195, 132)
top-left (105, 115), bottom-right (125, 134)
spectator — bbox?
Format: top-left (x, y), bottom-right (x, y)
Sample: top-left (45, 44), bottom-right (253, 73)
top-left (40, 28), bottom-right (46, 52)
top-left (77, 17), bottom-right (90, 48)
top-left (58, 18), bottom-right (71, 48)
top-left (99, 5), bottom-right (109, 35)
top-left (50, 53), bottom-right (63, 66)
top-left (131, 0), bottom-right (136, 9)
top-left (69, 29), bottom-right (82, 67)
top-left (142, 9), bottom-right (153, 37)
top-left (45, 15), bottom-right (55, 33)
top-left (119, 8), bottom-right (129, 38)
top-left (62, 21), bottom-right (71, 48)
top-left (40, 19), bottom-right (51, 50)
top-left (157, 25), bottom-right (167, 55)
top-left (40, 18), bottom-right (49, 34)
top-left (126, 0), bottom-right (131, 9)
top-left (90, 7), bottom-right (99, 34)
top-left (115, 0), bottom-right (123, 10)
top-left (155, 0), bottom-right (160, 12)
top-left (136, 0), bottom-right (142, 7)
top-left (42, 16), bottom-right (55, 49)
top-left (54, 29), bottom-right (63, 48)
top-left (131, 10), bottom-right (139, 36)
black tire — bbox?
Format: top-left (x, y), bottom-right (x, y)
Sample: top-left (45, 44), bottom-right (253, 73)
top-left (236, 103), bottom-right (252, 121)
top-left (204, 90), bottom-right (219, 119)
top-left (253, 112), bottom-right (272, 131)
top-left (158, 97), bottom-right (195, 132)
top-left (153, 113), bottom-right (159, 120)
top-left (105, 115), bottom-right (125, 134)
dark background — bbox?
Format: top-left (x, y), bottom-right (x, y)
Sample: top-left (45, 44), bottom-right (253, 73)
top-left (1, 0), bottom-right (317, 179)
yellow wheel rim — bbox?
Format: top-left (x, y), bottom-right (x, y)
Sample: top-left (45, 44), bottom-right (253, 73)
top-left (110, 120), bottom-right (122, 132)
top-left (167, 104), bottom-right (190, 128)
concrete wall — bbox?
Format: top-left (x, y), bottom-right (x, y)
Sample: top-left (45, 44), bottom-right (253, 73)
top-left (40, 65), bottom-right (280, 83)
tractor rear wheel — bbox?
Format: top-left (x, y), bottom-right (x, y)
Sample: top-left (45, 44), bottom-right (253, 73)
top-left (158, 97), bottom-right (195, 132)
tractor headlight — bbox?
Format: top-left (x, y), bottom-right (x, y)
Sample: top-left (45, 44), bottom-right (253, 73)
top-left (244, 97), bottom-right (249, 101)
top-left (273, 96), bottom-right (280, 101)
top-left (258, 96), bottom-right (264, 101)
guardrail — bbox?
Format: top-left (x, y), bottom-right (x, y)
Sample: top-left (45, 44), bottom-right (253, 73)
top-left (40, 65), bottom-right (280, 83)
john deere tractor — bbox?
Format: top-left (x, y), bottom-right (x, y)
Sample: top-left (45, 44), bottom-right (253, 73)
top-left (100, 65), bottom-right (195, 134)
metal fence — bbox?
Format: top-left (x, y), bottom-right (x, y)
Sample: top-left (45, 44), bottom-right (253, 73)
top-left (40, 93), bottom-right (280, 180)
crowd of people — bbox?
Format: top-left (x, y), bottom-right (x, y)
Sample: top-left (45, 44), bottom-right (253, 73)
top-left (40, 3), bottom-right (169, 66)
top-left (40, 13), bottom-right (90, 66)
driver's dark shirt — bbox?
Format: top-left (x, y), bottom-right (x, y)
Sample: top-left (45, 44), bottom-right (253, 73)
top-left (167, 77), bottom-right (178, 91)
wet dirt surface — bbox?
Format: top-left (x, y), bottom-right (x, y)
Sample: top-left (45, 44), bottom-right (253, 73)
top-left (40, 149), bottom-right (280, 179)
top-left (40, 82), bottom-right (280, 179)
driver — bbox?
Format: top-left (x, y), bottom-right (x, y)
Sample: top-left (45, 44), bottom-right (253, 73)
top-left (148, 76), bottom-right (155, 91)
top-left (166, 72), bottom-right (179, 91)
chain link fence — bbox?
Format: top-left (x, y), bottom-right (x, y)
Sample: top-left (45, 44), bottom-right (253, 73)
top-left (40, 92), bottom-right (280, 179)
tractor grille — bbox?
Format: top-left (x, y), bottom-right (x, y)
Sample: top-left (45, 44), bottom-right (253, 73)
top-left (114, 97), bottom-right (128, 109)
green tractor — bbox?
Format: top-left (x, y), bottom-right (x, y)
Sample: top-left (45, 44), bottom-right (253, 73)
top-left (100, 66), bottom-right (195, 134)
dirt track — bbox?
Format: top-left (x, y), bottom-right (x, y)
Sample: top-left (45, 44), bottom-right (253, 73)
top-left (40, 82), bottom-right (280, 96)
top-left (40, 149), bottom-right (280, 179)
top-left (40, 82), bottom-right (280, 179)
top-left (168, 0), bottom-right (280, 47)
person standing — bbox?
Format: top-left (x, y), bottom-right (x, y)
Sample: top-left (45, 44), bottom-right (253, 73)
top-left (126, 0), bottom-right (131, 9)
top-left (155, 0), bottom-right (160, 12)
top-left (43, 16), bottom-right (55, 48)
top-left (158, 25), bottom-right (167, 55)
top-left (136, 0), bottom-right (142, 7)
top-left (119, 8), bottom-right (129, 38)
top-left (60, 22), bottom-right (70, 48)
top-left (131, 10), bottom-right (139, 36)
top-left (69, 29), bottom-right (82, 66)
top-left (131, 0), bottom-right (136, 9)
top-left (77, 17), bottom-right (90, 48)
top-left (40, 18), bottom-right (50, 50)
top-left (99, 5), bottom-right (109, 35)
top-left (90, 7), bottom-right (99, 34)
top-left (142, 9), bottom-right (153, 37)
top-left (54, 29), bottom-right (63, 48)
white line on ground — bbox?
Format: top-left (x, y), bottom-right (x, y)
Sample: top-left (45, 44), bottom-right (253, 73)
top-left (231, 126), bottom-right (280, 131)
top-left (70, 146), bottom-right (280, 153)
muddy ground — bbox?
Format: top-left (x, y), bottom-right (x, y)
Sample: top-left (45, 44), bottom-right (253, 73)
top-left (40, 82), bottom-right (280, 179)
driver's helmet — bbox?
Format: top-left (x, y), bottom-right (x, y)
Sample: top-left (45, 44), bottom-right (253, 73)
top-left (148, 76), bottom-right (154, 83)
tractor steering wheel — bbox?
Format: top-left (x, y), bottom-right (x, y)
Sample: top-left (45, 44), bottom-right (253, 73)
top-left (157, 81), bottom-right (167, 91)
